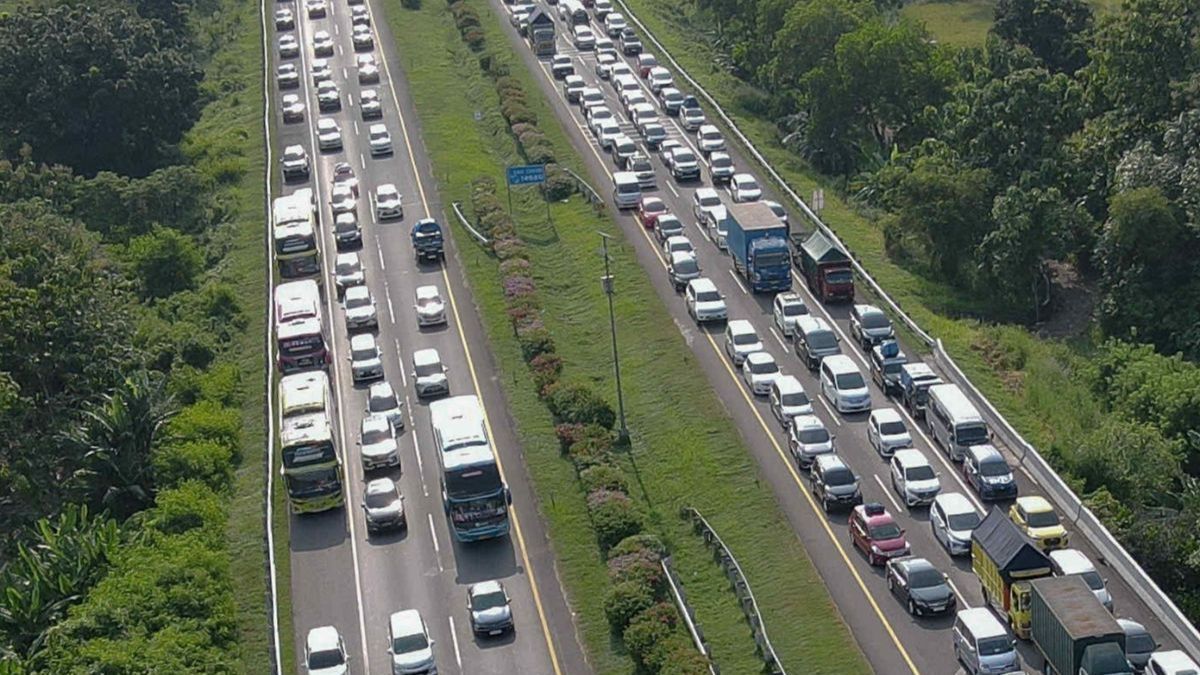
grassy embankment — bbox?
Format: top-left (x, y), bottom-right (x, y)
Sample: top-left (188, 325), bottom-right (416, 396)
top-left (184, 2), bottom-right (292, 672)
top-left (382, 0), bottom-right (869, 672)
top-left (618, 0), bottom-right (1118, 467)
top-left (902, 0), bottom-right (1124, 48)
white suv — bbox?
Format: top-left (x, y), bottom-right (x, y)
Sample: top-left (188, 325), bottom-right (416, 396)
top-left (890, 448), bottom-right (941, 507)
top-left (723, 319), bottom-right (762, 365)
top-left (819, 354), bottom-right (870, 414)
top-left (685, 278), bottom-right (726, 323)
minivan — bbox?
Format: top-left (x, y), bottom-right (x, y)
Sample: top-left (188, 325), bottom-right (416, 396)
top-left (667, 251), bottom-right (700, 290)
top-left (723, 319), bottom-right (762, 365)
top-left (927, 384), bottom-right (989, 462)
top-left (612, 171), bottom-right (641, 209)
top-left (788, 414), bottom-right (833, 469)
top-left (1049, 549), bottom-right (1112, 613)
top-left (819, 354), bottom-right (870, 414)
top-left (794, 315), bottom-right (841, 370)
top-left (930, 492), bottom-right (980, 557)
top-left (388, 609), bottom-right (437, 674)
top-left (769, 375), bottom-right (813, 427)
top-left (890, 448), bottom-right (941, 508)
top-left (952, 607), bottom-right (1018, 675)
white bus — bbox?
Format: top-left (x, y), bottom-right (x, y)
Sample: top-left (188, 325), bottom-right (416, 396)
top-left (279, 371), bottom-right (331, 419)
top-left (273, 188), bottom-right (320, 278)
top-left (428, 396), bottom-right (511, 542)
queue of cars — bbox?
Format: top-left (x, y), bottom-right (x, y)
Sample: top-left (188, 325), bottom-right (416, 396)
top-left (517, 3), bottom-right (1200, 672)
top-left (274, 2), bottom-right (523, 672)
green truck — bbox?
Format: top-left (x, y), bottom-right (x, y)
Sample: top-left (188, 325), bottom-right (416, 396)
top-left (1029, 576), bottom-right (1132, 675)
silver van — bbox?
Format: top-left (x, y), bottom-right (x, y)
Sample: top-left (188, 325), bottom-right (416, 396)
top-left (926, 384), bottom-right (989, 462)
top-left (952, 607), bottom-right (1018, 675)
top-left (612, 171), bottom-right (641, 209)
top-left (793, 315), bottom-right (841, 371)
top-left (769, 375), bottom-right (812, 427)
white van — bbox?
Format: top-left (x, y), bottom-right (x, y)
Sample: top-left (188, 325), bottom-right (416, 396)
top-left (926, 384), bottom-right (989, 462)
top-left (890, 448), bottom-right (941, 508)
top-left (1049, 549), bottom-right (1112, 613)
top-left (612, 171), bottom-right (641, 209)
top-left (952, 607), bottom-right (1018, 675)
top-left (769, 375), bottom-right (812, 427)
top-left (819, 354), bottom-right (870, 414)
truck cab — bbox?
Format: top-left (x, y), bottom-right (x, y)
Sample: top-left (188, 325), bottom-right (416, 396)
top-left (796, 230), bottom-right (854, 303)
top-left (410, 219), bottom-right (444, 262)
top-left (972, 508), bottom-right (1052, 639)
top-left (869, 340), bottom-right (907, 394)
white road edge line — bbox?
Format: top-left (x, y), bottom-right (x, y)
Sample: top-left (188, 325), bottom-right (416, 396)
top-left (874, 473), bottom-right (903, 512)
top-left (385, 285), bottom-right (396, 323)
top-left (946, 578), bottom-right (971, 609)
top-left (410, 416), bottom-right (429, 498)
top-left (769, 326), bottom-right (788, 350)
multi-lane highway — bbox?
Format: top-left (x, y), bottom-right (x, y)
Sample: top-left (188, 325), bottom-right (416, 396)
top-left (485, 4), bottom-right (1183, 673)
top-left (264, 0), bottom-right (591, 671)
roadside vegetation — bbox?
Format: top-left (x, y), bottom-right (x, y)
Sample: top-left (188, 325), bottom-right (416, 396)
top-left (0, 0), bottom-right (271, 671)
top-left (383, 0), bottom-right (869, 671)
top-left (622, 0), bottom-right (1200, 620)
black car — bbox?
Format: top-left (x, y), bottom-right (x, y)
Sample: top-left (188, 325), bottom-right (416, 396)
top-left (962, 444), bottom-right (1017, 501)
top-left (885, 557), bottom-right (955, 616)
top-left (810, 454), bottom-right (862, 512)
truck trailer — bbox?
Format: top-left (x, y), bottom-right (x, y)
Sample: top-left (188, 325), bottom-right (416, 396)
top-left (725, 202), bottom-right (791, 293)
top-left (1029, 576), bottom-right (1132, 675)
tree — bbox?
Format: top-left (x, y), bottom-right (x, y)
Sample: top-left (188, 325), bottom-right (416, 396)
top-left (766, 0), bottom-right (873, 90)
top-left (65, 371), bottom-right (177, 518)
top-left (125, 226), bottom-right (204, 299)
top-left (992, 0), bottom-right (1094, 73)
top-left (1069, 418), bottom-right (1182, 506)
top-left (0, 4), bottom-right (203, 176)
top-left (975, 186), bottom-right (1086, 320)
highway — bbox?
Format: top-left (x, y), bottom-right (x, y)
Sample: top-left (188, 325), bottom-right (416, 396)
top-left (486, 3), bottom-right (1183, 673)
top-left (265, 0), bottom-right (590, 671)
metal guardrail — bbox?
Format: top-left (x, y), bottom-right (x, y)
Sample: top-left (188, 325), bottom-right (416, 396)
top-left (450, 201), bottom-right (492, 245)
top-left (619, 0), bottom-right (1200, 657)
top-left (661, 555), bottom-right (720, 675)
top-left (565, 166), bottom-right (605, 206)
top-left (683, 507), bottom-right (786, 674)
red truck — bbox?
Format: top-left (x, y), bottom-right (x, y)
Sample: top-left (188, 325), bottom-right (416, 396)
top-left (794, 230), bottom-right (854, 303)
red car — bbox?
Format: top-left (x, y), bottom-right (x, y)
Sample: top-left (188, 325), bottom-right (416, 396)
top-left (636, 197), bottom-right (668, 229)
top-left (849, 502), bottom-right (909, 566)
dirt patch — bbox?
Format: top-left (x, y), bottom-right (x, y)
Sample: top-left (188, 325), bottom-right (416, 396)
top-left (1035, 260), bottom-right (1096, 340)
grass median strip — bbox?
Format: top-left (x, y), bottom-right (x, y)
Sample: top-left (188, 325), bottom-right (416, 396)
top-left (382, 0), bottom-right (869, 672)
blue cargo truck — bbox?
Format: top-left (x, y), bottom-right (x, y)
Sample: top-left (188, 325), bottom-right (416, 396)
top-left (725, 202), bottom-right (791, 293)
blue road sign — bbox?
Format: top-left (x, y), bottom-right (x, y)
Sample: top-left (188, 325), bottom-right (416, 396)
top-left (506, 164), bottom-right (546, 186)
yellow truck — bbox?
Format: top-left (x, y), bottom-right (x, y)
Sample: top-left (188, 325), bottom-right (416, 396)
top-left (972, 507), bottom-right (1053, 639)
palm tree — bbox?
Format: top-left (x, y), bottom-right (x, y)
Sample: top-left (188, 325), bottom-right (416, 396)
top-left (65, 370), bottom-right (176, 518)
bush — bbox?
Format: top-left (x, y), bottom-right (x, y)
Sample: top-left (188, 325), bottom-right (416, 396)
top-left (542, 166), bottom-right (575, 201)
top-left (495, 76), bottom-right (524, 95)
top-left (529, 352), bottom-right (563, 391)
top-left (516, 324), bottom-right (555, 362)
top-left (499, 257), bottom-right (532, 277)
top-left (588, 489), bottom-right (644, 551)
top-left (502, 275), bottom-right (538, 300)
top-left (169, 400), bottom-right (241, 450)
top-left (580, 464), bottom-right (629, 493)
top-left (463, 28), bottom-right (485, 51)
top-left (658, 649), bottom-right (711, 675)
top-left (609, 533), bottom-right (667, 559)
top-left (480, 210), bottom-right (512, 235)
top-left (603, 580), bottom-right (655, 632)
top-left (554, 422), bottom-right (612, 451)
top-left (400, 0), bottom-right (420, 8)
top-left (569, 439), bottom-right (615, 471)
top-left (153, 440), bottom-right (235, 492)
top-left (146, 482), bottom-right (227, 542)
top-left (506, 106), bottom-right (538, 126)
top-left (518, 129), bottom-right (547, 149)
top-left (645, 632), bottom-right (697, 673)
top-left (624, 603), bottom-right (679, 666)
top-left (524, 139), bottom-right (556, 165)
top-left (608, 547), bottom-right (665, 590)
top-left (545, 383), bottom-right (616, 428)
top-left (492, 235), bottom-right (527, 260)
top-left (510, 122), bottom-right (537, 138)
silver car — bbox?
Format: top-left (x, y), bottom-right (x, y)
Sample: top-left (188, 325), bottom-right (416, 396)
top-left (362, 477), bottom-right (405, 532)
top-left (359, 413), bottom-right (398, 470)
top-left (412, 348), bottom-right (449, 398)
top-left (366, 381), bottom-right (405, 430)
top-left (349, 333), bottom-right (384, 383)
top-left (343, 285), bottom-right (378, 330)
top-left (467, 581), bottom-right (513, 636)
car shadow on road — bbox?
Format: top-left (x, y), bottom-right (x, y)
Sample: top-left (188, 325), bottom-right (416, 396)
top-left (452, 536), bottom-right (519, 585)
top-left (289, 509), bottom-right (351, 551)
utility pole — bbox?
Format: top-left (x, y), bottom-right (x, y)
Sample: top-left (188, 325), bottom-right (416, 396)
top-left (599, 232), bottom-right (629, 445)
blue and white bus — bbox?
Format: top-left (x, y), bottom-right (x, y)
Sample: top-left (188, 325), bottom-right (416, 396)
top-left (428, 396), bottom-right (511, 542)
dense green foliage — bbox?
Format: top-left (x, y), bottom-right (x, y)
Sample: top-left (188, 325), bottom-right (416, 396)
top-left (689, 0), bottom-right (1200, 621)
top-left (0, 0), bottom-right (252, 670)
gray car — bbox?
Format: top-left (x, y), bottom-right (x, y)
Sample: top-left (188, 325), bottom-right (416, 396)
top-left (810, 454), bottom-right (861, 512)
top-left (467, 580), bottom-right (513, 636)
top-left (886, 557), bottom-right (956, 616)
top-left (850, 304), bottom-right (895, 350)
top-left (362, 477), bottom-right (405, 532)
top-left (1117, 619), bottom-right (1157, 673)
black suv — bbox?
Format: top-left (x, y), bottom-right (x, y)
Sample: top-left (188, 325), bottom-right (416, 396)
top-left (810, 454), bottom-right (862, 512)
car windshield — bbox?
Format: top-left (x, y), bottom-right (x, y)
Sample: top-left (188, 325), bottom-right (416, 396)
top-left (362, 425), bottom-right (390, 446)
top-left (907, 567), bottom-right (944, 589)
top-left (1126, 633), bottom-right (1155, 654)
top-left (733, 332), bottom-right (759, 346)
top-left (1080, 570), bottom-right (1105, 591)
top-left (696, 290), bottom-right (720, 303)
top-left (645, 201), bottom-right (666, 213)
top-left (797, 427), bottom-right (829, 445)
top-left (905, 465), bottom-right (936, 481)
top-left (392, 632), bottom-right (428, 654)
top-left (782, 303), bottom-right (805, 316)
top-left (977, 637), bottom-right (1011, 657)
top-left (337, 261), bottom-right (360, 275)
top-left (1025, 509), bottom-right (1060, 528)
top-left (835, 372), bottom-right (865, 389)
top-left (365, 487), bottom-right (397, 508)
top-left (352, 344), bottom-right (376, 361)
top-left (415, 361), bottom-right (441, 377)
top-left (675, 151), bottom-right (696, 163)
top-left (473, 590), bottom-right (507, 611)
top-left (979, 457), bottom-right (1009, 476)
top-left (781, 391), bottom-right (809, 407)
top-left (879, 421), bottom-right (907, 435)
top-left (346, 294), bottom-right (370, 309)
top-left (826, 269), bottom-right (853, 284)
top-left (862, 313), bottom-right (890, 329)
top-left (958, 424), bottom-right (989, 446)
top-left (664, 92), bottom-right (682, 102)
top-left (308, 648), bottom-right (345, 669)
top-left (824, 467), bottom-right (855, 486)
top-left (702, 130), bottom-right (721, 141)
top-left (712, 156), bottom-right (732, 168)
top-left (808, 331), bottom-right (837, 349)
top-left (698, 195), bottom-right (720, 207)
top-left (947, 511), bottom-right (980, 531)
top-left (869, 522), bottom-right (901, 540)
top-left (674, 258), bottom-right (698, 274)
top-left (749, 359), bottom-right (778, 375)
top-left (738, 178), bottom-right (759, 190)
top-left (369, 394), bottom-right (397, 413)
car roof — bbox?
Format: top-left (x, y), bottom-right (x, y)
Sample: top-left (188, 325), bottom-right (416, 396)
top-left (727, 319), bottom-right (756, 335)
top-left (307, 626), bottom-right (341, 652)
top-left (345, 285), bottom-right (369, 299)
top-left (814, 453), bottom-right (848, 471)
top-left (776, 292), bottom-right (803, 304)
top-left (1117, 618), bottom-right (1147, 635)
top-left (870, 408), bottom-right (903, 424)
top-left (668, 250), bottom-right (695, 264)
top-left (470, 580), bottom-right (503, 596)
top-left (699, 124), bottom-right (719, 133)
top-left (795, 314), bottom-right (830, 331)
top-left (389, 609), bottom-right (425, 637)
top-left (854, 303), bottom-right (884, 316)
top-left (745, 351), bottom-right (774, 364)
top-left (665, 235), bottom-right (691, 247)
top-left (893, 448), bottom-right (929, 467)
top-left (362, 413), bottom-right (390, 431)
top-left (318, 118), bottom-right (337, 129)
top-left (773, 374), bottom-right (804, 393)
top-left (957, 607), bottom-right (1008, 638)
top-left (1048, 548), bottom-right (1094, 574)
top-left (412, 347), bottom-right (441, 365)
top-left (1016, 495), bottom-right (1053, 512)
top-left (689, 277), bottom-right (717, 292)
top-left (822, 354), bottom-right (858, 373)
top-left (966, 444), bottom-right (1004, 463)
top-left (792, 414), bottom-right (825, 430)
top-left (695, 187), bottom-right (719, 199)
top-left (896, 557), bottom-right (935, 574)
top-left (416, 284), bottom-right (440, 299)
top-left (933, 491), bottom-right (976, 515)
top-left (336, 252), bottom-right (359, 264)
top-left (369, 381), bottom-right (395, 398)
top-left (733, 173), bottom-right (756, 183)
top-left (350, 333), bottom-right (376, 348)
top-left (1150, 650), bottom-right (1200, 670)
top-left (365, 477), bottom-right (396, 495)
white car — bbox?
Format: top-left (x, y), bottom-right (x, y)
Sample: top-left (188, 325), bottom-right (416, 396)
top-left (368, 124), bottom-right (392, 156)
top-left (663, 235), bottom-right (693, 257)
top-left (685, 277), bottom-right (725, 323)
top-left (604, 12), bottom-right (627, 36)
top-left (789, 414), bottom-right (833, 469)
top-left (609, 62), bottom-right (634, 82)
top-left (730, 173), bottom-right (762, 202)
top-left (312, 30), bottom-right (334, 57)
top-left (310, 58), bottom-right (332, 84)
top-left (772, 292), bottom-right (808, 337)
top-left (586, 105), bottom-right (614, 127)
top-left (349, 333), bottom-right (384, 383)
top-left (412, 348), bottom-right (450, 398)
top-left (890, 448), bottom-right (941, 507)
top-left (281, 94), bottom-right (305, 123)
top-left (724, 319), bottom-right (762, 365)
top-left (277, 63), bottom-right (300, 89)
top-left (274, 7), bottom-right (294, 29)
top-left (594, 120), bottom-right (622, 150)
top-left (351, 5), bottom-right (370, 25)
top-left (374, 183), bottom-right (403, 220)
top-left (867, 408), bottom-right (912, 457)
top-left (367, 381), bottom-right (405, 429)
top-left (628, 102), bottom-right (658, 127)
top-left (764, 199), bottom-right (789, 225)
top-left (316, 80), bottom-right (340, 112)
top-left (930, 492), bottom-right (980, 556)
top-left (680, 105), bottom-right (706, 131)
top-left (343, 285), bottom-right (378, 330)
top-left (573, 25), bottom-right (596, 50)
top-left (357, 54), bottom-right (380, 84)
top-left (691, 187), bottom-right (723, 227)
top-left (360, 89), bottom-right (383, 119)
top-left (304, 627), bottom-right (347, 675)
top-left (331, 184), bottom-right (356, 215)
top-left (387, 611), bottom-right (436, 675)
top-left (579, 87), bottom-right (604, 112)
top-left (647, 66), bottom-right (673, 93)
top-left (769, 375), bottom-right (813, 424)
top-left (563, 74), bottom-right (586, 102)
top-left (594, 51), bottom-right (618, 79)
top-left (305, 0), bottom-right (327, 17)
top-left (352, 24), bottom-right (374, 51)
top-left (317, 118), bottom-right (342, 151)
top-left (334, 252), bottom-right (365, 295)
top-left (414, 285), bottom-right (447, 326)
top-left (708, 151), bottom-right (735, 184)
top-left (741, 352), bottom-right (782, 396)
top-left (359, 413), bottom-right (398, 470)
top-left (611, 74), bottom-right (639, 98)
top-left (696, 124), bottom-right (725, 155)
